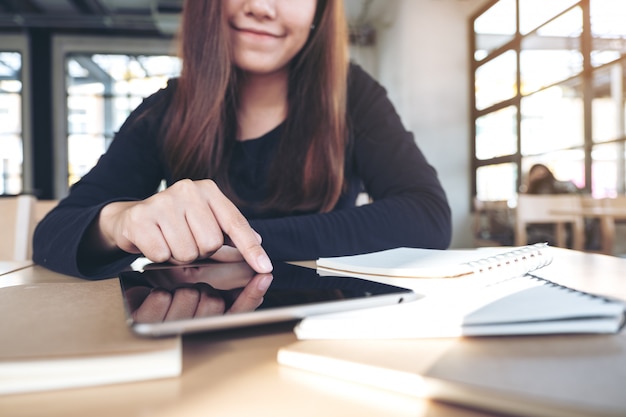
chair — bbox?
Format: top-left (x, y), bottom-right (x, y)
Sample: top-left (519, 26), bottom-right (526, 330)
top-left (609, 196), bottom-right (626, 257)
top-left (588, 196), bottom-right (626, 256)
top-left (473, 198), bottom-right (515, 247)
top-left (26, 199), bottom-right (59, 259)
top-left (514, 194), bottom-right (585, 251)
top-left (0, 195), bottom-right (35, 261)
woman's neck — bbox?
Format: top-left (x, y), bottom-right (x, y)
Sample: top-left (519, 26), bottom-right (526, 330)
top-left (237, 70), bottom-right (289, 141)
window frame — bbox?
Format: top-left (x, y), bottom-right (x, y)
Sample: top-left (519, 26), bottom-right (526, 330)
top-left (470, 0), bottom-right (626, 201)
top-left (51, 35), bottom-right (177, 198)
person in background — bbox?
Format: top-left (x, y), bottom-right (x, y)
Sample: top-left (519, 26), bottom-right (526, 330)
top-left (33, 0), bottom-right (451, 280)
top-left (520, 163), bottom-right (595, 248)
top-left (522, 163), bottom-right (580, 195)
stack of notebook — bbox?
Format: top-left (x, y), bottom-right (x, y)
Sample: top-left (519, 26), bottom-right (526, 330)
top-left (297, 243), bottom-right (625, 338)
top-left (277, 244), bottom-right (626, 417)
top-left (0, 276), bottom-right (182, 395)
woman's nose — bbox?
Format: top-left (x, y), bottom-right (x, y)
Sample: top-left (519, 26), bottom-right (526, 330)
top-left (244, 0), bottom-right (277, 20)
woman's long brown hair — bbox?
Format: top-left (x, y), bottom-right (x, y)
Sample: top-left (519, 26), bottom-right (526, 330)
top-left (161, 0), bottom-right (349, 213)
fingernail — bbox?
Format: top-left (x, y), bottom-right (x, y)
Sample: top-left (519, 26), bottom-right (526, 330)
top-left (257, 275), bottom-right (273, 291)
top-left (258, 255), bottom-right (273, 272)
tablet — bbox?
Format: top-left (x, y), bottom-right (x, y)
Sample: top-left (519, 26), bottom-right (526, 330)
top-left (118, 260), bottom-right (417, 337)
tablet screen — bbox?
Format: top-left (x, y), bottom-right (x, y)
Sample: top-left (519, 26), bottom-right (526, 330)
top-left (118, 260), bottom-right (416, 337)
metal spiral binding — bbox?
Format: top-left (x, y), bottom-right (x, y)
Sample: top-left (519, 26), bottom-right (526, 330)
top-left (466, 243), bottom-right (552, 276)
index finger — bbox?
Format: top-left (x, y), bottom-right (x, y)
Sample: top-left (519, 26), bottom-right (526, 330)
top-left (203, 182), bottom-right (273, 274)
top-left (228, 274), bottom-right (273, 313)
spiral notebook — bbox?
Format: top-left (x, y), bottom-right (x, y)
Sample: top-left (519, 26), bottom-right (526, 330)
top-left (301, 244), bottom-right (626, 338)
top-left (293, 273), bottom-right (626, 339)
top-left (317, 243), bottom-right (552, 279)
top-left (316, 243), bottom-right (553, 298)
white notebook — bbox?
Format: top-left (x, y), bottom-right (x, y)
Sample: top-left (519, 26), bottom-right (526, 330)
top-left (277, 333), bottom-right (626, 417)
top-left (294, 273), bottom-right (626, 339)
top-left (317, 243), bottom-right (553, 298)
top-left (317, 243), bottom-right (552, 279)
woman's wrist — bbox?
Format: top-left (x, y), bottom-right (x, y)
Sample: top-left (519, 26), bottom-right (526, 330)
top-left (99, 201), bottom-right (139, 251)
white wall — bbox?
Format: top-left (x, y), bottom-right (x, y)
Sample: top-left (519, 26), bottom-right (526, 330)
top-left (353, 0), bottom-right (488, 248)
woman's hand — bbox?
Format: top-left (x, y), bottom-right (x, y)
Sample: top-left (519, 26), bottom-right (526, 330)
top-left (92, 179), bottom-right (272, 274)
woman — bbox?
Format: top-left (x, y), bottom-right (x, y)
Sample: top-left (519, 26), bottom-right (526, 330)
top-left (524, 164), bottom-right (580, 195)
top-left (33, 0), bottom-right (452, 280)
top-left (521, 164), bottom-right (584, 245)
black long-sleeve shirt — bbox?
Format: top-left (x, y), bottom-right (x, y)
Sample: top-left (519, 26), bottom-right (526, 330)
top-left (33, 64), bottom-right (451, 279)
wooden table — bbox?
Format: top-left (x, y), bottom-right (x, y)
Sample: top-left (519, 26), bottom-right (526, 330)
top-left (552, 207), bottom-right (626, 255)
top-left (1, 249), bottom-right (625, 417)
top-left (0, 260), bottom-right (33, 277)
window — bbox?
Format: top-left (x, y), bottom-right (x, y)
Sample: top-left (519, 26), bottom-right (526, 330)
top-left (472, 0), bottom-right (626, 201)
top-left (0, 35), bottom-right (29, 196)
top-left (51, 36), bottom-right (180, 197)
top-left (0, 51), bottom-right (22, 195)
top-left (66, 53), bottom-right (181, 185)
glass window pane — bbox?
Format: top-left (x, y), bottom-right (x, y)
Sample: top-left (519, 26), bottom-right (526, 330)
top-left (91, 54), bottom-right (132, 80)
top-left (520, 151), bottom-right (585, 193)
top-left (67, 94), bottom-right (104, 135)
top-left (590, 0), bottom-right (626, 67)
top-left (474, 0), bottom-right (516, 61)
top-left (519, 0), bottom-right (578, 35)
top-left (591, 142), bottom-right (625, 198)
top-left (68, 134), bottom-right (108, 186)
top-left (520, 6), bottom-right (583, 95)
top-left (137, 55), bottom-right (182, 77)
top-left (476, 163), bottom-right (517, 201)
top-left (519, 0), bottom-right (579, 35)
top-left (0, 135), bottom-right (23, 195)
top-left (0, 51), bottom-right (23, 195)
top-left (475, 106), bottom-right (517, 160)
top-left (66, 53), bottom-right (181, 187)
top-left (520, 83), bottom-right (584, 155)
top-left (475, 49), bottom-right (517, 110)
top-left (592, 61), bottom-right (625, 143)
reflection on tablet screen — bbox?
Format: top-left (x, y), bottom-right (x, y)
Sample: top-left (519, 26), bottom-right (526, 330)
top-left (118, 261), bottom-right (415, 336)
